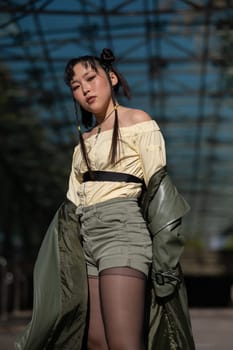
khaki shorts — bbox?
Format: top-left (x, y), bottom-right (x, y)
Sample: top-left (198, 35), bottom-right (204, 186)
top-left (76, 197), bottom-right (152, 277)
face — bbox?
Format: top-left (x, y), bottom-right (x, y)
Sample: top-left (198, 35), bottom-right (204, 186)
top-left (70, 62), bottom-right (118, 116)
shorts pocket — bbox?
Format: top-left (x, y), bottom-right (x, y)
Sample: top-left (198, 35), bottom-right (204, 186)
top-left (94, 208), bottom-right (127, 227)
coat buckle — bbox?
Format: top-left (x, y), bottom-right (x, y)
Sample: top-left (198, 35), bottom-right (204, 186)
top-left (154, 272), bottom-right (165, 285)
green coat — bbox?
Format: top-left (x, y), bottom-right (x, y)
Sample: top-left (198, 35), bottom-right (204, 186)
top-left (15, 167), bottom-right (195, 349)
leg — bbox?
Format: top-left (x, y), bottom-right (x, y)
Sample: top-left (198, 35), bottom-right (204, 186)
top-left (87, 276), bottom-right (108, 350)
top-left (100, 267), bottom-right (147, 350)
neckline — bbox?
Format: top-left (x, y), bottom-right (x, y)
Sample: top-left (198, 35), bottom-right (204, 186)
top-left (84, 119), bottom-right (156, 142)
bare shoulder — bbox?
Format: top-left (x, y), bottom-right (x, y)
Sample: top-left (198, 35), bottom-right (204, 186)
top-left (119, 106), bottom-right (152, 127)
top-left (129, 108), bottom-right (152, 123)
top-left (82, 131), bottom-right (90, 140)
top-left (82, 128), bottom-right (95, 140)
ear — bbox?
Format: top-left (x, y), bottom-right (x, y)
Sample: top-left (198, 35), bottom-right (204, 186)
top-left (109, 71), bottom-right (118, 87)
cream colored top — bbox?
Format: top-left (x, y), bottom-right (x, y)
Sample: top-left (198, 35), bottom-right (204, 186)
top-left (67, 120), bottom-right (166, 207)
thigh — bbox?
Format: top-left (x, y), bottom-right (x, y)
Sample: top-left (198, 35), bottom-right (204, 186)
top-left (87, 277), bottom-right (108, 350)
top-left (99, 267), bottom-right (146, 350)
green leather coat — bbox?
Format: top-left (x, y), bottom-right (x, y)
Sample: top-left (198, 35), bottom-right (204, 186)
top-left (15, 167), bottom-right (195, 349)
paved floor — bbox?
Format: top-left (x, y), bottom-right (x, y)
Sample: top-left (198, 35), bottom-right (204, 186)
top-left (0, 308), bottom-right (232, 349)
top-left (191, 308), bottom-right (233, 350)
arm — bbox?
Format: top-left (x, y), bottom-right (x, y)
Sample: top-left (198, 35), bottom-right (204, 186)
top-left (66, 146), bottom-right (81, 207)
top-left (147, 173), bottom-right (190, 297)
top-left (137, 121), bottom-right (189, 298)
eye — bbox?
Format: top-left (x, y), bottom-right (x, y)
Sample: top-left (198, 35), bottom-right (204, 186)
top-left (87, 74), bottom-right (96, 81)
top-left (71, 85), bottom-right (80, 91)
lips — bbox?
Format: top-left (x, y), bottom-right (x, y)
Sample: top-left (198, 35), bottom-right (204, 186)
top-left (86, 96), bottom-right (96, 104)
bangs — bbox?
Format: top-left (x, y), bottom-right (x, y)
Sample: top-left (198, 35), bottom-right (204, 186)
top-left (64, 56), bottom-right (100, 85)
top-left (79, 57), bottom-right (99, 72)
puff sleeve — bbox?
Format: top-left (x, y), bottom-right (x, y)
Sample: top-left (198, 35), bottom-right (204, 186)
top-left (66, 146), bottom-right (81, 207)
top-left (137, 121), bottom-right (166, 186)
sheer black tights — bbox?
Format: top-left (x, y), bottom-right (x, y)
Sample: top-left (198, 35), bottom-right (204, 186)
top-left (87, 267), bottom-right (146, 350)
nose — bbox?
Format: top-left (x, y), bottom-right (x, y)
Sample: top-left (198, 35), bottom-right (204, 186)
top-left (82, 82), bottom-right (90, 96)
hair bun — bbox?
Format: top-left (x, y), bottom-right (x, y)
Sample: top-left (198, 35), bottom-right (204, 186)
top-left (100, 48), bottom-right (115, 65)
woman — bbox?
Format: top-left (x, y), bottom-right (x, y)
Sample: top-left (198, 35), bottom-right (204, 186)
top-left (65, 48), bottom-right (166, 350)
top-left (15, 49), bottom-right (195, 350)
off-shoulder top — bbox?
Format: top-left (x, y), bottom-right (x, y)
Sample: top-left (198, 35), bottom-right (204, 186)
top-left (67, 120), bottom-right (166, 207)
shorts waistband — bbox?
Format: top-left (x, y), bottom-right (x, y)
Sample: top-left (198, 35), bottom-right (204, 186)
top-left (75, 197), bottom-right (138, 216)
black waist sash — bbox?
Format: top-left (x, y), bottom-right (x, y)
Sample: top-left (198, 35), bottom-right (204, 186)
top-left (83, 170), bottom-right (144, 184)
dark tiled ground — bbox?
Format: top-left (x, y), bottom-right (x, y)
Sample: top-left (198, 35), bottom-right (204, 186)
top-left (0, 311), bottom-right (31, 350)
top-left (191, 308), bottom-right (233, 350)
top-left (0, 309), bottom-right (232, 350)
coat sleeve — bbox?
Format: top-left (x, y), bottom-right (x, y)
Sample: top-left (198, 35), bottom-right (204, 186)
top-left (15, 200), bottom-right (88, 350)
top-left (144, 169), bottom-right (195, 349)
top-left (146, 173), bottom-right (190, 298)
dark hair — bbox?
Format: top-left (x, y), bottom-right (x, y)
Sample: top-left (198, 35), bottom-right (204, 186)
top-left (64, 48), bottom-right (131, 170)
